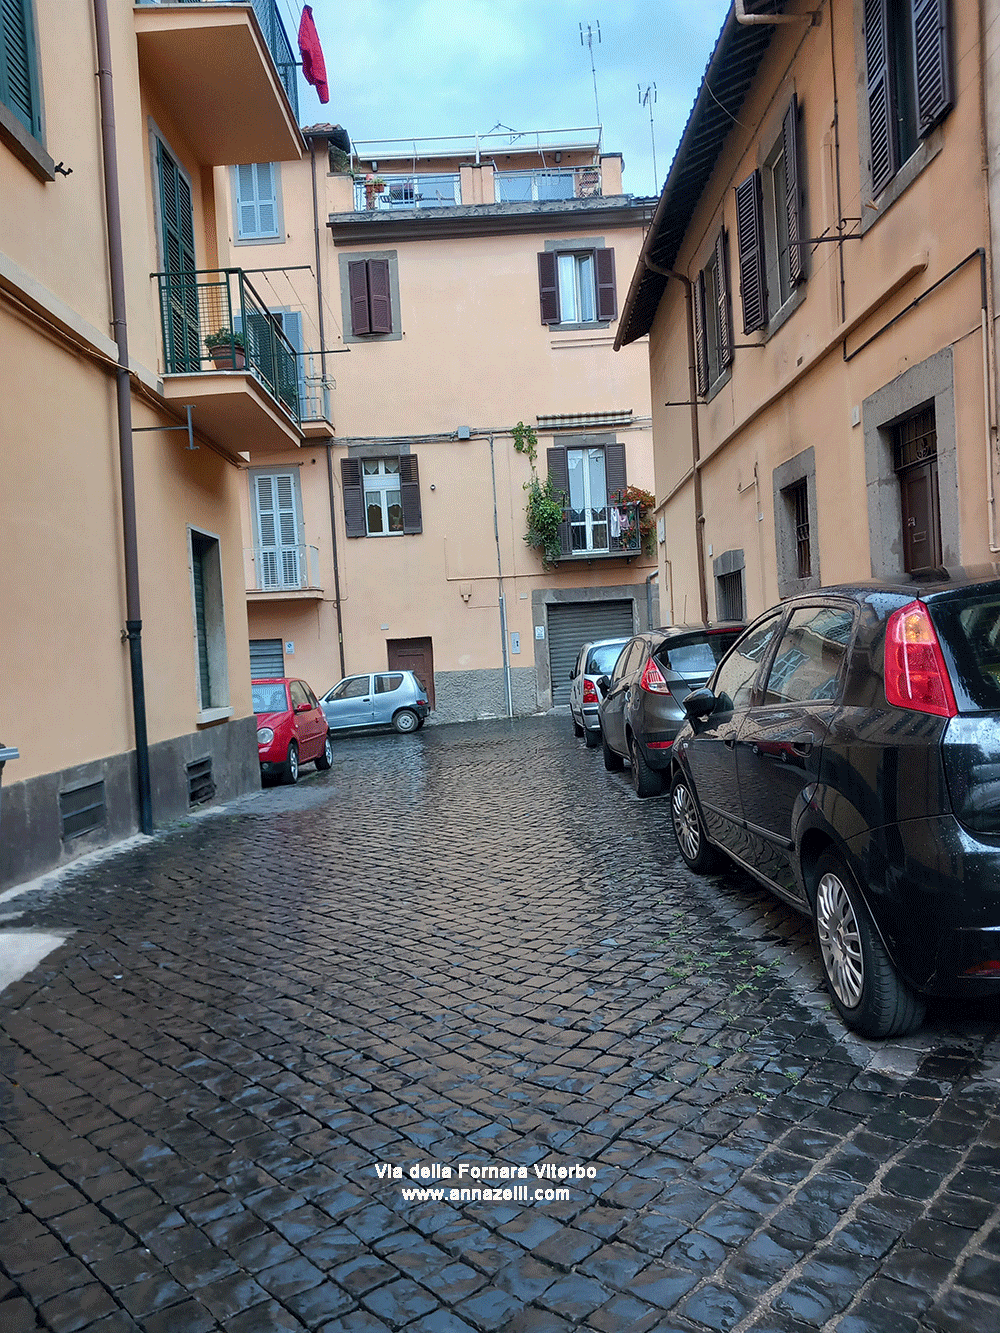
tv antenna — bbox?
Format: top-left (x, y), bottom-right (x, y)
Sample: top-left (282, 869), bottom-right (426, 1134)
top-left (580, 21), bottom-right (602, 136)
top-left (639, 83), bottom-right (657, 192)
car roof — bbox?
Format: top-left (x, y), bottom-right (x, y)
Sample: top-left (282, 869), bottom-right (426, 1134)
top-left (252, 676), bottom-right (292, 684)
top-left (648, 622), bottom-right (745, 637)
top-left (796, 567), bottom-right (1000, 600)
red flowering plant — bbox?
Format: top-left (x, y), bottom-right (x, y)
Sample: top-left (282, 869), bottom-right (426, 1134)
top-left (610, 485), bottom-right (656, 556)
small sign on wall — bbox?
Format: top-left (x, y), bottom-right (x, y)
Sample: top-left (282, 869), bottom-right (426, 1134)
top-left (285, 641), bottom-right (295, 654)
top-left (535, 625), bottom-right (545, 640)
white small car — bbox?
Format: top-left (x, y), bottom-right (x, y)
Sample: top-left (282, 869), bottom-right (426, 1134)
top-left (568, 638), bottom-right (629, 747)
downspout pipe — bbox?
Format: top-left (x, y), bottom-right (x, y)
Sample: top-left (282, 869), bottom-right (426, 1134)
top-left (642, 255), bottom-right (710, 624)
top-left (489, 435), bottom-right (514, 718)
top-left (93, 0), bottom-right (152, 835)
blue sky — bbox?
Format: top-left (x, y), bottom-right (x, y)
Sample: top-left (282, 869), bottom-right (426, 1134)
top-left (286, 1), bottom-right (733, 198)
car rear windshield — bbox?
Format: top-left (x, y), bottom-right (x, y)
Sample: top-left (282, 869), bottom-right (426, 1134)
top-left (252, 682), bottom-right (287, 714)
top-left (929, 594), bottom-right (1000, 711)
top-left (655, 630), bottom-right (742, 682)
top-left (586, 642), bottom-right (626, 675)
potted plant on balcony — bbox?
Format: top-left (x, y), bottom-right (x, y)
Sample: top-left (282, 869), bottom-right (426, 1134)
top-left (362, 173), bottom-right (386, 209)
top-left (204, 327), bottom-right (245, 371)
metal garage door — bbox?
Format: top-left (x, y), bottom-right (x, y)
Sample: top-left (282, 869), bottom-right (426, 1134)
top-left (548, 600), bottom-right (635, 705)
top-left (249, 638), bottom-right (284, 678)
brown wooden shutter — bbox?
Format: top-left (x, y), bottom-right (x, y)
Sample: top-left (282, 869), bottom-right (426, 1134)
top-left (399, 455), bottom-right (422, 533)
top-left (693, 271), bottom-right (709, 397)
top-left (864, 0), bottom-right (896, 195)
top-left (348, 261), bottom-right (371, 335)
top-left (715, 230), bottom-right (733, 369)
top-left (546, 446), bottom-right (572, 557)
top-left (341, 458), bottom-right (366, 536)
top-left (783, 96), bottom-right (805, 286)
top-left (538, 252), bottom-right (559, 324)
top-left (735, 173), bottom-right (767, 334)
top-left (595, 248), bottom-right (617, 322)
top-left (368, 259), bottom-right (392, 334)
top-left (912, 0), bottom-right (952, 136)
top-left (604, 442), bottom-right (627, 503)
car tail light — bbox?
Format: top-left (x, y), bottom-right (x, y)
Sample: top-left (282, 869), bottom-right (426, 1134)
top-left (884, 601), bottom-right (957, 717)
top-left (963, 960), bottom-right (1000, 977)
top-left (639, 656), bottom-right (670, 693)
top-left (582, 679), bottom-right (599, 705)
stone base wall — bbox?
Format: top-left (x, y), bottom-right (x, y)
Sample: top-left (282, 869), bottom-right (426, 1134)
top-left (429, 668), bottom-right (539, 725)
top-left (0, 716), bottom-right (259, 891)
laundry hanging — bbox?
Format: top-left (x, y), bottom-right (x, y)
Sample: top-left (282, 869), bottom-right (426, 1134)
top-left (298, 5), bottom-right (329, 104)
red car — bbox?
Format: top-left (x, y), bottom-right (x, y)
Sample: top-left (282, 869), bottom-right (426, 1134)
top-left (252, 677), bottom-right (332, 785)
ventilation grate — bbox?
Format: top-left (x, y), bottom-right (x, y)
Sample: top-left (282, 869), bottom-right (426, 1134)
top-left (60, 780), bottom-right (106, 840)
top-left (187, 757), bottom-right (215, 807)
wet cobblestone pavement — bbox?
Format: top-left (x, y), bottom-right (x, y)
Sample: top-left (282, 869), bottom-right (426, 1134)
top-left (3, 715), bottom-right (1000, 1332)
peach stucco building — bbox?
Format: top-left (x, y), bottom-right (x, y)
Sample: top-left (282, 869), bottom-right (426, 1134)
top-left (0, 0), bottom-right (304, 887)
top-left (218, 128), bottom-right (658, 719)
top-left (617, 0), bottom-right (1000, 626)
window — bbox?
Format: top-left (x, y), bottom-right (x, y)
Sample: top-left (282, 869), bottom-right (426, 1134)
top-left (735, 96), bottom-right (804, 335)
top-left (864, 0), bottom-right (953, 197)
top-left (546, 440), bottom-right (626, 557)
top-left (329, 676), bottom-right (371, 700)
top-left (375, 673), bottom-right (404, 693)
top-left (711, 613), bottom-right (783, 712)
top-left (693, 230), bottom-right (733, 395)
top-left (1, 0), bottom-right (42, 140)
top-left (763, 607), bottom-right (854, 705)
top-left (348, 258), bottom-right (392, 335)
top-left (233, 162), bottom-right (282, 241)
top-left (538, 248), bottom-right (616, 326)
top-left (189, 528), bottom-right (230, 716)
top-left (341, 456), bottom-right (422, 537)
top-left (788, 480), bottom-right (811, 579)
top-left (717, 570), bottom-right (745, 623)
top-left (252, 471), bottom-right (303, 589)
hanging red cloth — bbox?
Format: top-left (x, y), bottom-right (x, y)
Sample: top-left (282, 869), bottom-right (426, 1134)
top-left (298, 5), bottom-right (329, 104)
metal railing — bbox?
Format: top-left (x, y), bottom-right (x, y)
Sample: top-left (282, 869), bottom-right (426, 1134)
top-left (153, 267), bottom-right (300, 422)
top-left (495, 166), bottom-right (602, 203)
top-left (355, 173), bottom-right (462, 211)
top-left (137, 0), bottom-right (299, 118)
top-left (245, 544), bottom-right (320, 592)
top-left (566, 501), bottom-right (642, 556)
top-left (301, 353), bottom-right (333, 422)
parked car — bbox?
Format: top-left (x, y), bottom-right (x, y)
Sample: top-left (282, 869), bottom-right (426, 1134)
top-left (569, 637), bottom-right (630, 747)
top-left (668, 569), bottom-right (1000, 1038)
top-left (320, 670), bottom-right (430, 735)
top-left (597, 624), bottom-right (744, 795)
top-left (252, 677), bottom-right (332, 785)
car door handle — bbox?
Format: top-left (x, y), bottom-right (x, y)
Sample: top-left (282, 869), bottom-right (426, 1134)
top-left (791, 733), bottom-right (814, 757)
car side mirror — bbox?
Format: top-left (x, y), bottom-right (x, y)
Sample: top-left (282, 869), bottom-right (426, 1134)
top-left (295, 701), bottom-right (312, 713)
top-left (683, 687), bottom-right (717, 720)
top-left (569, 668), bottom-right (576, 680)
top-left (596, 675), bottom-right (610, 698)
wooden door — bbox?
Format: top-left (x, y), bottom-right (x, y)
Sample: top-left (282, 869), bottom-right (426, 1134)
top-left (387, 637), bottom-right (434, 708)
top-left (899, 459), bottom-right (942, 572)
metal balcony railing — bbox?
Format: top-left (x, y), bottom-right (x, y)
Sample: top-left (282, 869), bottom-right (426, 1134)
top-left (153, 267), bottom-right (300, 422)
top-left (355, 173), bottom-right (462, 211)
top-left (566, 500), bottom-right (642, 557)
top-left (245, 544), bottom-right (320, 592)
top-left (301, 353), bottom-right (333, 423)
top-left (137, 0), bottom-right (299, 118)
top-left (495, 165), bottom-right (602, 203)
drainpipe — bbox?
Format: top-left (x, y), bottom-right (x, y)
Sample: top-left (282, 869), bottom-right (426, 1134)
top-left (93, 0), bottom-right (152, 835)
top-left (642, 256), bottom-right (710, 623)
top-left (324, 447), bottom-right (348, 678)
top-left (735, 1), bottom-right (819, 25)
top-left (977, 0), bottom-right (1000, 552)
top-left (489, 435), bottom-right (514, 718)
top-left (645, 570), bottom-right (658, 629)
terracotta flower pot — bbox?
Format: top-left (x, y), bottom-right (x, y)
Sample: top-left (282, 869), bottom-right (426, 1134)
top-left (209, 347), bottom-right (245, 371)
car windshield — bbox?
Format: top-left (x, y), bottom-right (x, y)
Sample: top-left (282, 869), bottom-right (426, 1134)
top-left (657, 631), bottom-right (742, 682)
top-left (252, 682), bottom-right (287, 714)
top-left (586, 642), bottom-right (626, 675)
top-left (929, 594), bottom-right (1000, 711)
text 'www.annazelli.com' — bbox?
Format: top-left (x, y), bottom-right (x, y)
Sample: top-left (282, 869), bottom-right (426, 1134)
top-left (375, 1159), bottom-right (599, 1206)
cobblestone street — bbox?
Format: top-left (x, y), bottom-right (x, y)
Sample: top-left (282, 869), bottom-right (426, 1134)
top-left (3, 715), bottom-right (1000, 1332)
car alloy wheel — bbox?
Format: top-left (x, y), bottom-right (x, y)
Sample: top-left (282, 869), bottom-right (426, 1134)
top-left (671, 780), bottom-right (701, 862)
top-left (815, 870), bottom-right (864, 1009)
top-left (284, 741), bottom-right (299, 785)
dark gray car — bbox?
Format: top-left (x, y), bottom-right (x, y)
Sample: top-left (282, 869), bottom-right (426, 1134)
top-left (597, 624), bottom-right (744, 795)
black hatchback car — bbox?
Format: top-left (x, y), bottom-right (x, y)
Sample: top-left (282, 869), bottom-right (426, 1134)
top-left (597, 624), bottom-right (744, 796)
top-left (668, 569), bottom-right (1000, 1038)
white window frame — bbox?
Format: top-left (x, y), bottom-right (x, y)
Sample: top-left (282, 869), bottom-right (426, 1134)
top-left (567, 446), bottom-right (609, 553)
top-left (557, 252), bottom-right (597, 324)
top-left (363, 459), bottom-right (404, 536)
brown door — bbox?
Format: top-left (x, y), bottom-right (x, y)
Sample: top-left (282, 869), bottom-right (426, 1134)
top-left (387, 637), bottom-right (435, 708)
top-left (899, 460), bottom-right (942, 572)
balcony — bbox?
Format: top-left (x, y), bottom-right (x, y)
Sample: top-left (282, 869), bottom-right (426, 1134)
top-left (245, 544), bottom-right (322, 599)
top-left (134, 1), bottom-right (302, 165)
top-left (495, 166), bottom-right (602, 203)
top-left (560, 501), bottom-right (644, 560)
top-left (355, 173), bottom-right (462, 211)
top-left (154, 267), bottom-right (303, 454)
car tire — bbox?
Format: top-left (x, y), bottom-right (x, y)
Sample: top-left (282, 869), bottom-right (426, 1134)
top-left (283, 741), bottom-right (299, 786)
top-left (416, 717), bottom-right (426, 729)
top-left (315, 734), bottom-right (333, 771)
top-left (602, 725), bottom-right (624, 772)
top-left (812, 850), bottom-right (926, 1038)
top-left (670, 774), bottom-right (720, 872)
top-left (584, 726), bottom-right (601, 749)
top-left (629, 733), bottom-right (664, 797)
top-left (394, 709), bottom-right (419, 734)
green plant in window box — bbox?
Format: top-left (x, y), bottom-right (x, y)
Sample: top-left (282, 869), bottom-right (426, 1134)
top-left (514, 422), bottom-right (567, 569)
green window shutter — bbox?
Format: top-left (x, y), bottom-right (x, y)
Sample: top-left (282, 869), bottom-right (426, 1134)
top-left (1, 0), bottom-right (42, 139)
top-left (157, 139), bottom-right (199, 371)
top-left (191, 532), bottom-right (213, 708)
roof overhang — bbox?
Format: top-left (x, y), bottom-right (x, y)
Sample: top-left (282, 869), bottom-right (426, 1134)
top-left (615, 6), bottom-right (776, 348)
top-left (134, 3), bottom-right (304, 165)
top-left (327, 197), bottom-right (656, 246)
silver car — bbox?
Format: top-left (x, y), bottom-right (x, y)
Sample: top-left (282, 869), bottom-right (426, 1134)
top-left (569, 637), bottom-right (629, 747)
top-left (320, 670), bottom-right (431, 734)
